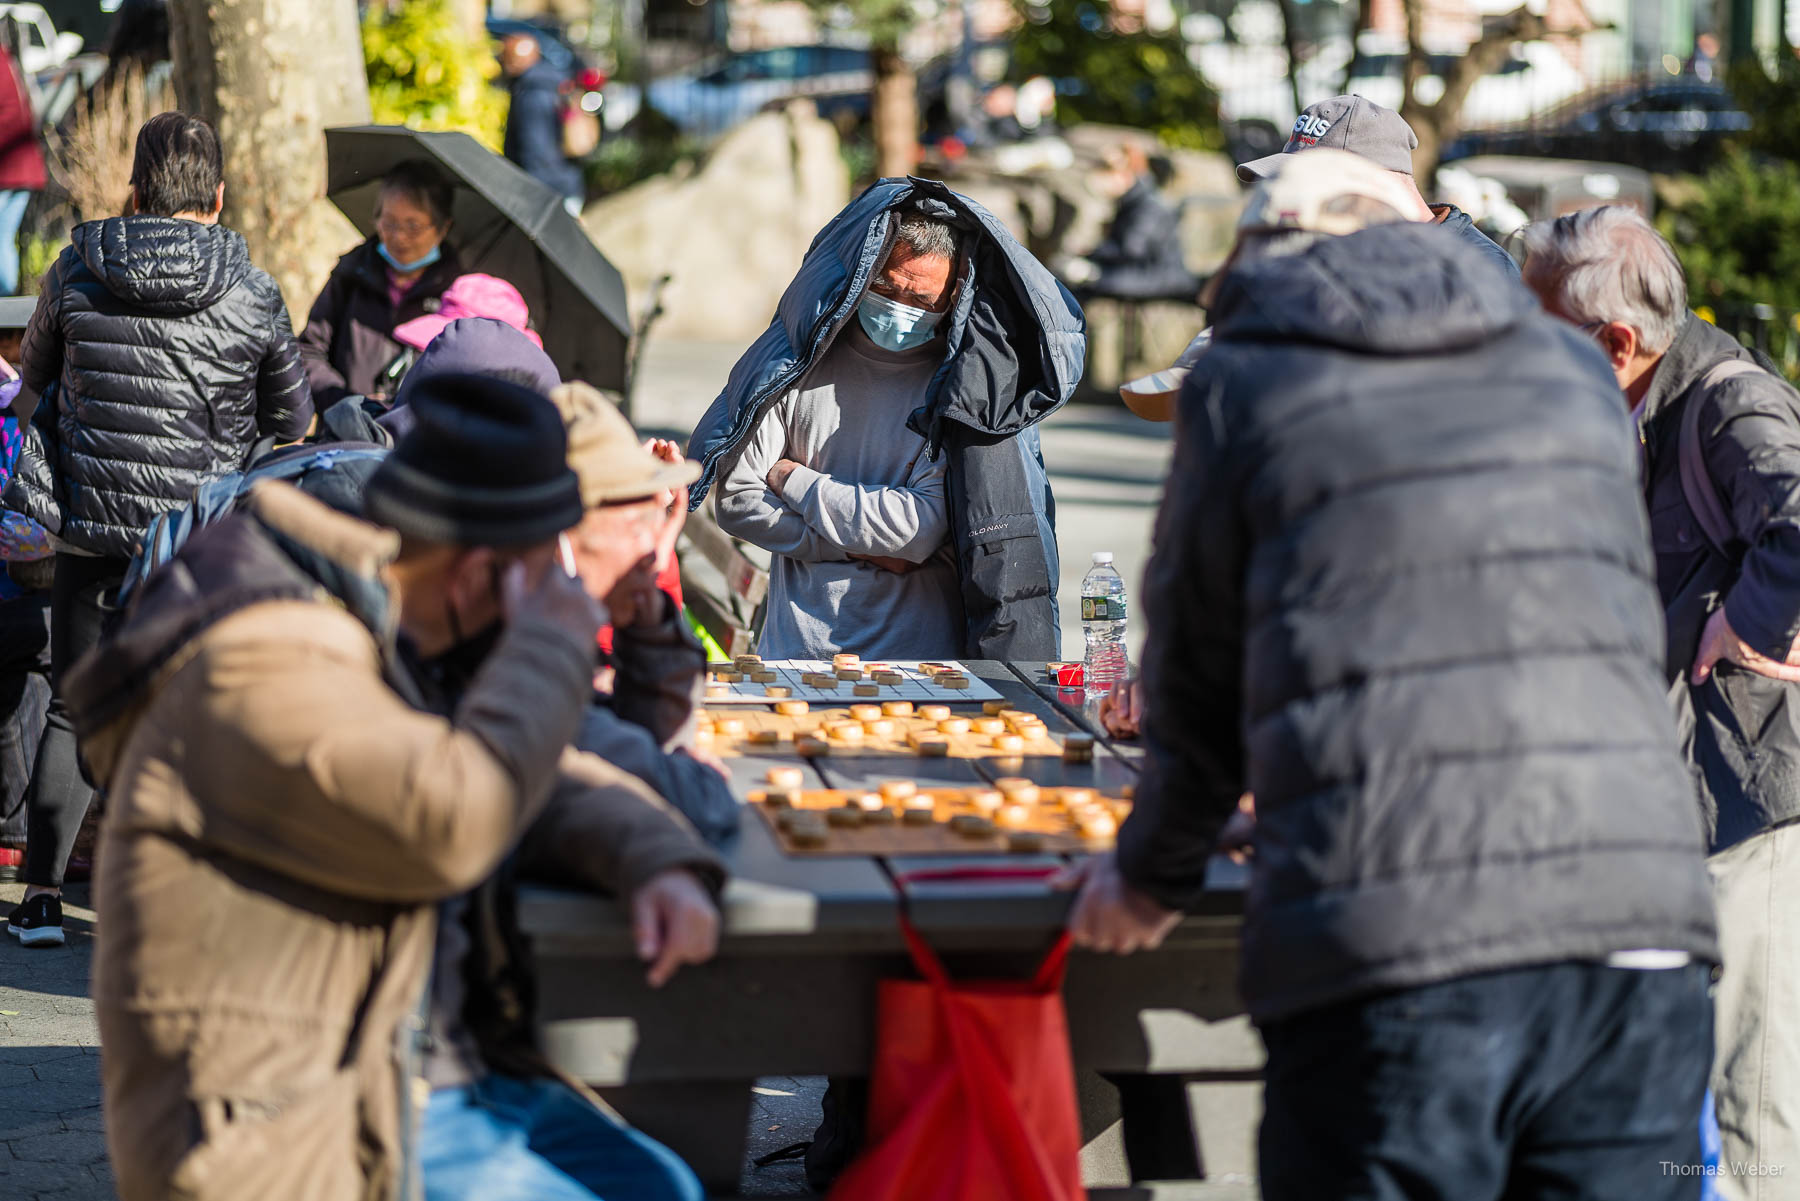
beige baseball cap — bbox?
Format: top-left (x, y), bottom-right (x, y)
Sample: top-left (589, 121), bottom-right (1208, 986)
top-left (1120, 149), bottom-right (1422, 421)
top-left (550, 382), bottom-right (701, 507)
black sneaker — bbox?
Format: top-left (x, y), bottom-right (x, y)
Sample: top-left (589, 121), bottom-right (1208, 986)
top-left (6, 893), bottom-right (64, 947)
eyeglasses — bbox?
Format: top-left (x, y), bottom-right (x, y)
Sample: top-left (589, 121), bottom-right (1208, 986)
top-left (375, 214), bottom-right (441, 239)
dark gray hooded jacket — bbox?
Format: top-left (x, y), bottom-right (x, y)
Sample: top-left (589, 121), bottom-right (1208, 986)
top-left (1639, 314), bottom-right (1800, 852)
top-left (686, 178), bottom-right (1086, 660)
top-left (1118, 221), bottom-right (1718, 1023)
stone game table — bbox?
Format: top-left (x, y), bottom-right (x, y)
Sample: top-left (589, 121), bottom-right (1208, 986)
top-left (518, 662), bottom-right (1258, 1197)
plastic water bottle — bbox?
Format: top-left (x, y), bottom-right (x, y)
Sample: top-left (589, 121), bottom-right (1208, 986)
top-left (1081, 551), bottom-right (1128, 702)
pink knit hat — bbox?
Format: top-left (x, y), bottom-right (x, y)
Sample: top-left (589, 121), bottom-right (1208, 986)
top-left (394, 273), bottom-right (542, 351)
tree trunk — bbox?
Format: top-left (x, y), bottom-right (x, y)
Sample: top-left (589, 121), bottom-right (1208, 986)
top-left (1341, 0), bottom-right (1372, 94)
top-left (1274, 0), bottom-right (1304, 123)
top-left (870, 41), bottom-right (917, 180)
top-left (168, 0), bottom-right (371, 319)
top-left (448, 0), bottom-right (489, 42)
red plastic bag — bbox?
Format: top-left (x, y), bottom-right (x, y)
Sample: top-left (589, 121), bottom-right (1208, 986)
top-left (827, 919), bottom-right (1086, 1201)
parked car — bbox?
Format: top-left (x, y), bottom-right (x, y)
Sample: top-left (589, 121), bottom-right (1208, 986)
top-left (1441, 77), bottom-right (1751, 174)
top-left (606, 44), bottom-right (872, 138)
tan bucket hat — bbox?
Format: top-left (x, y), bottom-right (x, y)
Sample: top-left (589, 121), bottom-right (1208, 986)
top-left (549, 382), bottom-right (701, 506)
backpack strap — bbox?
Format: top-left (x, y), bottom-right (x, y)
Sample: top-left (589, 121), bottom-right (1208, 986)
top-left (1678, 359), bottom-right (1761, 560)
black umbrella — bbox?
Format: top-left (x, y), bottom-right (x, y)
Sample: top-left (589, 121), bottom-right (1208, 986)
top-left (324, 124), bottom-right (630, 392)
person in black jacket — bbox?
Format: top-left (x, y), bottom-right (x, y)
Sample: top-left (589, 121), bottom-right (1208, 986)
top-left (4, 111), bottom-right (309, 947)
top-left (500, 33), bottom-right (583, 212)
top-left (1060, 150), bottom-right (1719, 1200)
top-left (299, 159), bottom-right (463, 412)
top-left (1064, 145), bottom-right (1200, 302)
top-left (1524, 204), bottom-right (1800, 1194)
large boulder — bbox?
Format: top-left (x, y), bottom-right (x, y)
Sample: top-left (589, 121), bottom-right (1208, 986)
top-left (583, 102), bottom-right (850, 343)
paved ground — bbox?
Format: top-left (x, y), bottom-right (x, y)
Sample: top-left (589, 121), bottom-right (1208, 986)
top-left (0, 338), bottom-right (1181, 1201)
top-left (0, 882), bottom-right (112, 1201)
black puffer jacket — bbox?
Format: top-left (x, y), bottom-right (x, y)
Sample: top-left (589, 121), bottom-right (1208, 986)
top-left (1117, 222), bottom-right (1718, 1023)
top-left (16, 216), bottom-right (311, 557)
top-left (1638, 314), bottom-right (1800, 852)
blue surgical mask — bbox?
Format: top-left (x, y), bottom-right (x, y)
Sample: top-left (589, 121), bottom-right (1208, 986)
top-left (377, 241), bottom-right (442, 274)
top-left (858, 290), bottom-right (942, 352)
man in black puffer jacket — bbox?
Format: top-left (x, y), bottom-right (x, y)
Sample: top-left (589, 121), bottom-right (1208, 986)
top-left (3, 111), bottom-right (309, 947)
top-left (1062, 150), bottom-right (1719, 1200)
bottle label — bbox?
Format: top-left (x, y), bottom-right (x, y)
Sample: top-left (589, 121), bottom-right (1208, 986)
top-left (1082, 597), bottom-right (1127, 621)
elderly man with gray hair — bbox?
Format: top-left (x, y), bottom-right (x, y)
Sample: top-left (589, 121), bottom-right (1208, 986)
top-left (1527, 204), bottom-right (1800, 1197)
top-left (690, 182), bottom-right (1083, 663)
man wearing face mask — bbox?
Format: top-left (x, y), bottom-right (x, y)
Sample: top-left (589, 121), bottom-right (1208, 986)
top-left (695, 185), bottom-right (1084, 661)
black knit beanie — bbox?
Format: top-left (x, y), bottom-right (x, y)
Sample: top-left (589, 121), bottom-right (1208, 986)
top-left (362, 373), bottom-right (584, 546)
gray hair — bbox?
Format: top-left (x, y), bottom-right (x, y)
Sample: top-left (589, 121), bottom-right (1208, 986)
top-left (893, 211), bottom-right (963, 262)
top-left (1523, 206), bottom-right (1687, 355)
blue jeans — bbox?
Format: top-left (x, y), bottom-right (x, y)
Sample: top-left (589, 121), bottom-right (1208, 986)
top-left (421, 1074), bottom-right (704, 1201)
top-left (1258, 961), bottom-right (1715, 1201)
top-left (0, 189), bottom-right (29, 295)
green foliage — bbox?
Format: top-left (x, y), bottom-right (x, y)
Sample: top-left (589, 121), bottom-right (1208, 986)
top-left (1010, 0), bottom-right (1223, 150)
top-left (364, 0), bottom-right (508, 152)
top-left (1726, 55), bottom-right (1800, 162)
top-left (17, 235), bottom-right (66, 297)
top-left (584, 132), bottom-right (704, 197)
top-left (804, 0), bottom-right (914, 50)
top-left (1660, 148), bottom-right (1800, 374)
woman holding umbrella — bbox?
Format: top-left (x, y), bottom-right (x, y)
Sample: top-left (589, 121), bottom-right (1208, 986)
top-left (300, 159), bottom-right (462, 411)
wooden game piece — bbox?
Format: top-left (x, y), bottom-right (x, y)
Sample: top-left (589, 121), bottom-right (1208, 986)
top-left (882, 701), bottom-right (915, 717)
top-left (837, 668), bottom-right (865, 681)
top-left (1007, 831), bottom-right (1047, 853)
top-left (716, 717), bottom-right (746, 736)
top-left (920, 662), bottom-right (954, 674)
top-left (796, 736), bottom-right (830, 757)
top-left (934, 718), bottom-right (969, 735)
top-left (998, 709), bottom-right (1033, 726)
top-left (971, 717), bottom-right (1006, 735)
top-left (984, 700), bottom-right (1011, 715)
top-left (902, 805), bottom-right (937, 826)
top-left (853, 683), bottom-right (881, 697)
top-left (775, 700), bottom-right (811, 717)
top-left (692, 727), bottom-right (714, 747)
top-left (849, 704), bottom-right (883, 722)
top-left (766, 766), bottom-right (805, 789)
top-left (864, 805), bottom-right (897, 825)
top-left (993, 733), bottom-right (1025, 753)
top-left (705, 683), bottom-right (729, 698)
top-left (879, 780), bottom-right (918, 802)
top-left (1059, 788), bottom-right (1096, 807)
top-left (1078, 812), bottom-right (1119, 839)
top-left (833, 653), bottom-right (861, 671)
top-left (790, 825), bottom-right (829, 848)
top-left (919, 704), bottom-right (951, 721)
top-left (997, 803), bottom-right (1033, 829)
top-left (940, 675), bottom-right (970, 690)
top-left (775, 808), bottom-right (806, 828)
top-left (765, 788), bottom-right (799, 808)
top-left (764, 685), bottom-right (791, 699)
top-left (854, 792), bottom-right (886, 812)
top-left (735, 654), bottom-right (763, 671)
top-left (713, 670), bottom-right (742, 683)
top-left (800, 672), bottom-right (826, 687)
top-left (994, 777), bottom-right (1033, 794)
top-left (751, 670), bottom-right (777, 683)
top-left (873, 670), bottom-right (904, 685)
top-left (862, 719), bottom-right (895, 738)
top-left (912, 736), bottom-right (949, 758)
top-left (969, 790), bottom-right (1004, 815)
top-left (1062, 733), bottom-right (1095, 763)
top-left (748, 728), bottom-right (782, 746)
top-left (826, 805), bottom-right (865, 828)
top-left (827, 722), bottom-right (865, 743)
top-left (951, 814), bottom-right (997, 838)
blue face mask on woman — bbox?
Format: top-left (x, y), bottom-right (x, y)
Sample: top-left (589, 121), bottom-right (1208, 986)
top-left (378, 241), bottom-right (442, 274)
top-left (857, 290), bottom-right (942, 352)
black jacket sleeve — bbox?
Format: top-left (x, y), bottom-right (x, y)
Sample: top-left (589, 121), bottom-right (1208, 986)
top-left (254, 274), bottom-right (313, 442)
top-left (1113, 368), bottom-right (1249, 912)
top-left (298, 268), bottom-right (353, 412)
top-left (1705, 371), bottom-right (1800, 657)
top-left (14, 252), bottom-right (65, 418)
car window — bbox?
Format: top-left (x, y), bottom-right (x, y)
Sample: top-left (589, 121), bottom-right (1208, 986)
top-left (820, 46), bottom-right (868, 73)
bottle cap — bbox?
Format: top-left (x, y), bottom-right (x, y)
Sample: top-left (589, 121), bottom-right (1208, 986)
top-left (1091, 551), bottom-right (1113, 565)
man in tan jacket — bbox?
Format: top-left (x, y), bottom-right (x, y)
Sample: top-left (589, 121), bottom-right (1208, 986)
top-left (67, 374), bottom-right (723, 1201)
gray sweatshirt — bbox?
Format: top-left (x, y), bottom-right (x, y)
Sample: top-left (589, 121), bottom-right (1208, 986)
top-left (716, 321), bottom-right (963, 659)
